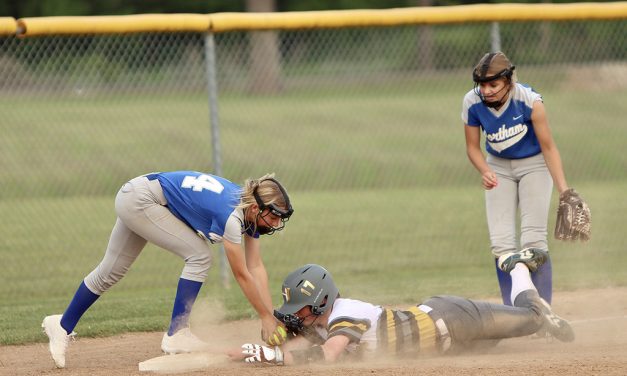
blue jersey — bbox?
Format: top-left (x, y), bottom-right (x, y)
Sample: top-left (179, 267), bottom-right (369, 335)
top-left (152, 171), bottom-right (256, 244)
top-left (462, 83), bottom-right (543, 159)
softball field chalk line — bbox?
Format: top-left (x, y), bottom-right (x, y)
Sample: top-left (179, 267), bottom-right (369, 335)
top-left (570, 315), bottom-right (627, 325)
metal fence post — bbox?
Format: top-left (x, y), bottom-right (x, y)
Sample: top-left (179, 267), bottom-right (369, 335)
top-left (490, 22), bottom-right (501, 52)
top-left (204, 32), bottom-right (230, 288)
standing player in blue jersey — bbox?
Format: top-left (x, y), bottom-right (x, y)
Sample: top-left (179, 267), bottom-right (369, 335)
top-left (462, 52), bottom-right (576, 308)
top-left (42, 171), bottom-right (293, 368)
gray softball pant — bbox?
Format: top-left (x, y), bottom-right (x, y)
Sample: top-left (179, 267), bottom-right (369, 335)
top-left (485, 153), bottom-right (553, 257)
top-left (84, 175), bottom-right (212, 295)
top-left (422, 289), bottom-right (544, 353)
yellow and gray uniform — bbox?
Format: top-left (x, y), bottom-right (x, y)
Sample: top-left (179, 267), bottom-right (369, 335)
top-left (320, 292), bottom-right (545, 357)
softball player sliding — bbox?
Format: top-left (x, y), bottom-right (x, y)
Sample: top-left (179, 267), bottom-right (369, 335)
top-left (232, 249), bottom-right (574, 366)
top-left (462, 52), bottom-right (573, 306)
top-left (42, 171), bottom-right (293, 368)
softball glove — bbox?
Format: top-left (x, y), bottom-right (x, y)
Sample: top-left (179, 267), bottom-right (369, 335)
top-left (554, 188), bottom-right (591, 242)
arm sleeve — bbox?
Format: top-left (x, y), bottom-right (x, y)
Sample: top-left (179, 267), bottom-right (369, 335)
top-left (327, 317), bottom-right (371, 344)
top-left (461, 91), bottom-right (481, 126)
top-left (223, 215), bottom-right (243, 244)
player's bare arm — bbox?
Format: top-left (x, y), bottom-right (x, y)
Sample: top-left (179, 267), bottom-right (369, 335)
top-left (237, 332), bottom-right (349, 365)
top-left (224, 240), bottom-right (285, 345)
top-left (223, 239), bottom-right (278, 338)
top-left (530, 101), bottom-right (569, 194)
top-left (243, 234), bottom-right (273, 312)
top-left (275, 334), bottom-right (349, 365)
top-left (319, 334), bottom-right (350, 362)
top-left (464, 123), bottom-right (498, 189)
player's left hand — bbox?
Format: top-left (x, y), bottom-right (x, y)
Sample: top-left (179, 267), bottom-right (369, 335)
top-left (554, 188), bottom-right (591, 242)
top-left (241, 343), bottom-right (284, 365)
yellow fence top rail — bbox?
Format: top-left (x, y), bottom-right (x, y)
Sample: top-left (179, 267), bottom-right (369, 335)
top-left (210, 2), bottom-right (627, 32)
top-left (0, 17), bottom-right (17, 35)
top-left (17, 14), bottom-right (210, 37)
top-left (14, 2), bottom-right (627, 37)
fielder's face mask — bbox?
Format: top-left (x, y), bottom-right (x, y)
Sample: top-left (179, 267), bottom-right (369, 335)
top-left (473, 52), bottom-right (515, 109)
top-left (274, 310), bottom-right (305, 334)
top-left (253, 178), bottom-right (294, 236)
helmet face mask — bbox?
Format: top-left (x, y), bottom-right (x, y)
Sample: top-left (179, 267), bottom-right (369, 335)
top-left (472, 52), bottom-right (515, 108)
top-left (274, 309), bottom-right (306, 334)
top-left (251, 178), bottom-right (294, 235)
top-left (277, 264), bottom-right (339, 318)
top-left (474, 78), bottom-right (512, 108)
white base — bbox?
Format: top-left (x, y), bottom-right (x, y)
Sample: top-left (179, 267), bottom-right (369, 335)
top-left (138, 352), bottom-right (226, 373)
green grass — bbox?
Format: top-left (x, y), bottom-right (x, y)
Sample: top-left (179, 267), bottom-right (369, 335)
top-left (2, 182), bottom-right (626, 345)
top-left (1, 83), bottom-right (626, 345)
top-left (2, 82), bottom-right (626, 197)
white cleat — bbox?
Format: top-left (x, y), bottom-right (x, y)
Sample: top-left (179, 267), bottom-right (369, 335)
top-left (161, 327), bottom-right (210, 354)
top-left (42, 314), bottom-right (76, 368)
top-left (497, 247), bottom-right (549, 273)
top-left (538, 298), bottom-right (575, 342)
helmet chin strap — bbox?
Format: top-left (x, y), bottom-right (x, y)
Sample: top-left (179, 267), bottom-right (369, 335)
top-left (311, 314), bottom-right (321, 327)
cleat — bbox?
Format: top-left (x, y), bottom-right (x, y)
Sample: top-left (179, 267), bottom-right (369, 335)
top-left (161, 327), bottom-right (210, 354)
top-left (529, 326), bottom-right (555, 342)
top-left (497, 247), bottom-right (549, 273)
top-left (530, 326), bottom-right (549, 339)
top-left (538, 298), bottom-right (575, 342)
top-left (42, 314), bottom-right (76, 368)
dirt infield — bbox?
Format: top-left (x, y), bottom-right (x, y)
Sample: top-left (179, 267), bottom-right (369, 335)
top-left (2, 287), bottom-right (626, 376)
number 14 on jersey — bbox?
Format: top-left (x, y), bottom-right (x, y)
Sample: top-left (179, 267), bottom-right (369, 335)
top-left (181, 174), bottom-right (224, 194)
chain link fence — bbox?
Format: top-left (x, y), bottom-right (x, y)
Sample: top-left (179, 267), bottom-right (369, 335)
top-left (1, 9), bottom-right (626, 331)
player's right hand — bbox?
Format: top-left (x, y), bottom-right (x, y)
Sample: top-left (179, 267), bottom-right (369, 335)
top-left (261, 317), bottom-right (287, 346)
top-left (482, 171), bottom-right (498, 190)
top-left (266, 325), bottom-right (287, 346)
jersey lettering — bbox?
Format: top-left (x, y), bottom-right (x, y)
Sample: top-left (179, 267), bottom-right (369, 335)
top-left (181, 174), bottom-right (224, 193)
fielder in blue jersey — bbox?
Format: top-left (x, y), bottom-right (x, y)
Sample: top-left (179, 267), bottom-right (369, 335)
top-left (462, 52), bottom-right (577, 308)
top-left (42, 171), bottom-right (293, 368)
